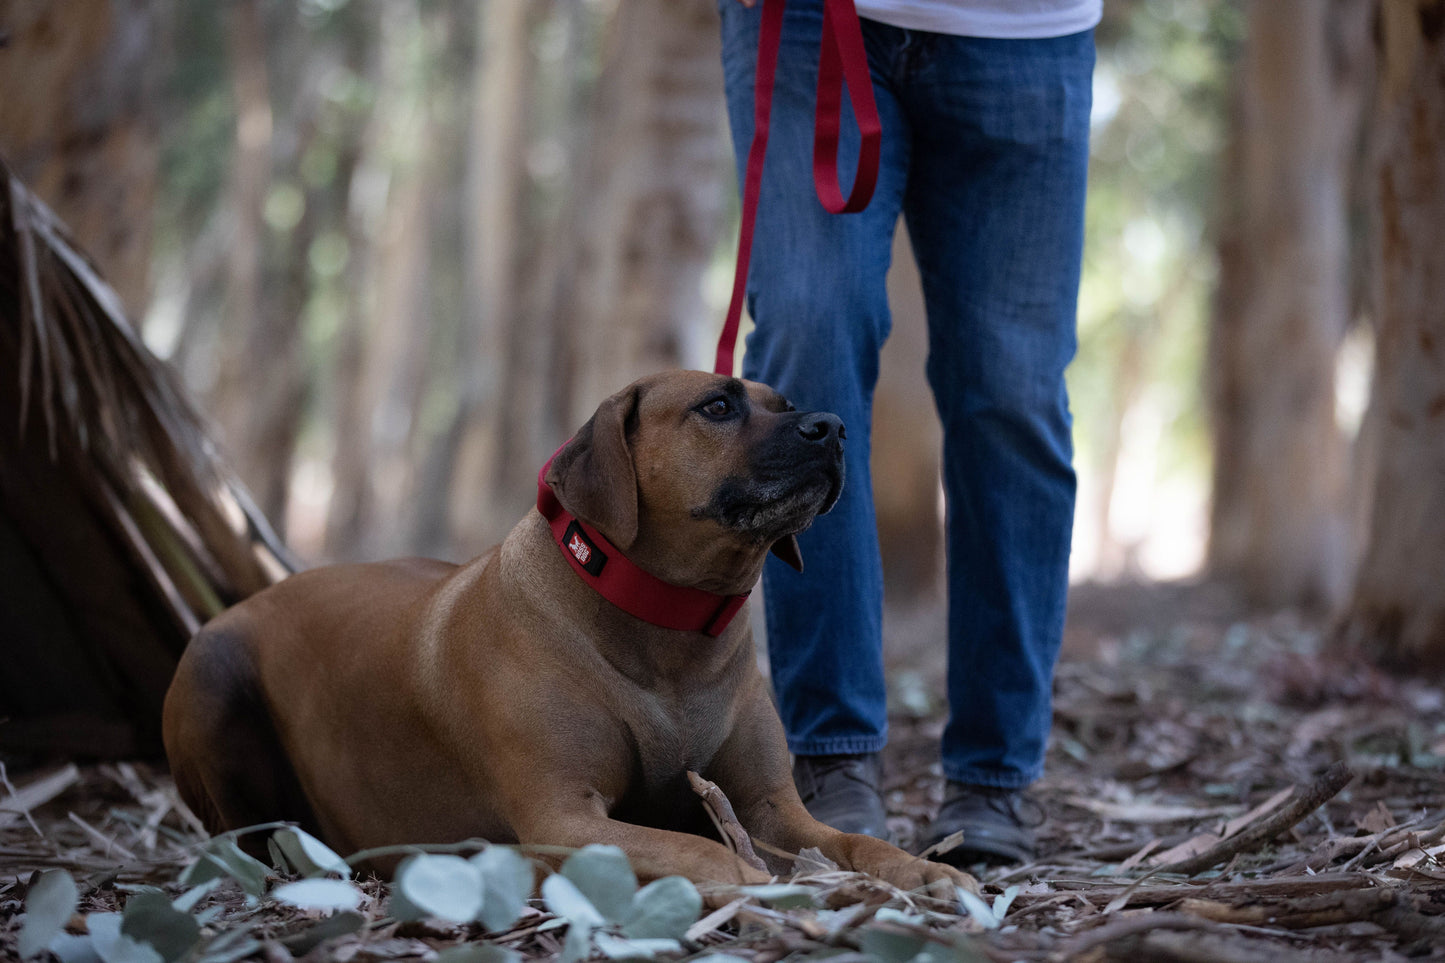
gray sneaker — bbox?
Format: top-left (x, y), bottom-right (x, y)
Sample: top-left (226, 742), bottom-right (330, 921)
top-left (918, 781), bottom-right (1043, 866)
top-left (792, 753), bottom-right (891, 840)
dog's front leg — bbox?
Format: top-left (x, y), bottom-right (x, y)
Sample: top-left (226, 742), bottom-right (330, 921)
top-left (706, 681), bottom-right (978, 898)
top-left (511, 801), bottom-right (772, 889)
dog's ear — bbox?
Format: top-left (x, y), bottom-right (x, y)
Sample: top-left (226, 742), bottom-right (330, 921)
top-left (546, 384), bottom-right (641, 550)
top-left (770, 535), bottom-right (804, 572)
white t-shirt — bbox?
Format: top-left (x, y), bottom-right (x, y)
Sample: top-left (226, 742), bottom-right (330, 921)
top-left (853, 0), bottom-right (1102, 39)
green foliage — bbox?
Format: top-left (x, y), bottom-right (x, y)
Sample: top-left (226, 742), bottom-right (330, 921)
top-left (392, 853), bottom-right (486, 923)
top-left (538, 845), bottom-right (704, 961)
top-left (267, 825), bottom-right (350, 877)
top-left (17, 828), bottom-right (998, 963)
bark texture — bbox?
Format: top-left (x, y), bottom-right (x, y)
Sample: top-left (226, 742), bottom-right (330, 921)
top-left (1335, 0), bottom-right (1445, 673)
top-left (1206, 0), bottom-right (1373, 610)
top-left (557, 0), bottom-right (728, 425)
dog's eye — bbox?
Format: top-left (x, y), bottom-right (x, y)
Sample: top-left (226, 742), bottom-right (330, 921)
top-left (700, 397), bottom-right (734, 419)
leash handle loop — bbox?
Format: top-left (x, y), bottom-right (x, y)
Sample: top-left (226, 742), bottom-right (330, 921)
top-left (813, 0), bottom-right (881, 214)
top-left (715, 0), bottom-right (882, 377)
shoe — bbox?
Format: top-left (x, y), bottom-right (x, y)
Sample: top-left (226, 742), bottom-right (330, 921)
top-left (792, 753), bottom-right (891, 840)
top-left (917, 781), bottom-right (1043, 866)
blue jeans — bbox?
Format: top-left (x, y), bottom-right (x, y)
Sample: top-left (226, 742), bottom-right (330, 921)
top-left (719, 2), bottom-right (1093, 788)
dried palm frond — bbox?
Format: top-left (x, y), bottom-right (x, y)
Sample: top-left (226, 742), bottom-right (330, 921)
top-left (1, 155), bottom-right (294, 756)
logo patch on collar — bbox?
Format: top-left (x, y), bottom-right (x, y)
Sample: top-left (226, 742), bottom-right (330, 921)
top-left (563, 520), bottom-right (607, 576)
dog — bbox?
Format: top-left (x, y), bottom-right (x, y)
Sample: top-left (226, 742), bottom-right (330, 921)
top-left (164, 370), bottom-right (973, 897)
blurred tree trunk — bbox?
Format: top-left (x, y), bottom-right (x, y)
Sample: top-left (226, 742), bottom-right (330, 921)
top-left (325, 0), bottom-right (436, 561)
top-left (1206, 0), bottom-right (1372, 610)
top-left (556, 0), bottom-right (727, 428)
top-left (209, 0), bottom-right (284, 526)
top-left (446, 0), bottom-right (728, 555)
top-left (441, 0), bottom-right (541, 554)
top-left (0, 0), bottom-right (162, 318)
top-left (1334, 0), bottom-right (1445, 673)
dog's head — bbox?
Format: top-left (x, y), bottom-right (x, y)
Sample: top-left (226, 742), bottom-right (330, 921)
top-left (545, 370), bottom-right (844, 591)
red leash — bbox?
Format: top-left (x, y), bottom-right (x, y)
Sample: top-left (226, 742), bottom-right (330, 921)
top-left (714, 0), bottom-right (882, 377)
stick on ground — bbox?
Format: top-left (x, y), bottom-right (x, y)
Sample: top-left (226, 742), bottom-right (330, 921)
top-left (687, 771), bottom-right (768, 872)
top-left (1156, 762), bottom-right (1355, 877)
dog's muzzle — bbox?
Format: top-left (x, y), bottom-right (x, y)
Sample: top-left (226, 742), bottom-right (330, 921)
top-left (699, 410), bottom-right (846, 542)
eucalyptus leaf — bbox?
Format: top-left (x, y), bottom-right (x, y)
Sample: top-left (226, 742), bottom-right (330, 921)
top-left (737, 883), bottom-right (816, 909)
top-left (594, 933), bottom-right (683, 960)
top-left (859, 924), bottom-right (927, 963)
top-left (196, 922), bottom-right (260, 963)
top-left (193, 907), bottom-right (226, 926)
top-left (178, 853), bottom-right (225, 889)
top-left (541, 873), bottom-right (605, 929)
top-left (271, 878), bottom-right (364, 912)
top-left (196, 938), bottom-right (263, 963)
top-left (560, 845), bottom-right (637, 922)
top-left (955, 888), bottom-right (1000, 930)
top-left (271, 827), bottom-right (350, 877)
top-left (395, 853), bottom-right (485, 923)
top-left (181, 841), bottom-right (269, 897)
top-left (621, 876), bottom-right (701, 940)
top-left (873, 907), bottom-right (925, 926)
top-left (121, 891), bottom-right (202, 963)
top-left (559, 915), bottom-right (596, 963)
top-left (991, 884), bottom-right (1019, 921)
top-left (87, 913), bottom-right (164, 963)
top-left (266, 837), bottom-right (288, 874)
top-left (435, 943), bottom-right (524, 963)
top-left (18, 869), bottom-right (79, 959)
top-left (47, 933), bottom-right (102, 963)
top-left (171, 879), bottom-right (221, 914)
top-left (113, 885), bottom-right (164, 897)
top-left (472, 846), bottom-right (534, 932)
top-left (277, 910), bottom-right (365, 955)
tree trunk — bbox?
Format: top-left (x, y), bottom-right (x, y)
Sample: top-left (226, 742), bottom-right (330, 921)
top-left (441, 0), bottom-right (541, 554)
top-left (556, 0), bottom-right (728, 426)
top-left (445, 0), bottom-right (729, 555)
top-left (1334, 0), bottom-right (1445, 673)
top-left (1206, 0), bottom-right (1372, 610)
top-left (0, 0), bottom-right (163, 318)
top-left (324, 0), bottom-right (435, 561)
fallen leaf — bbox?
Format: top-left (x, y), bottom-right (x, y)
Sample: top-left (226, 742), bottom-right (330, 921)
top-left (1356, 800), bottom-right (1396, 835)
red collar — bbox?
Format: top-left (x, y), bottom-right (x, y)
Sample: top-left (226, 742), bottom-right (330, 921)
top-left (536, 456), bottom-right (749, 637)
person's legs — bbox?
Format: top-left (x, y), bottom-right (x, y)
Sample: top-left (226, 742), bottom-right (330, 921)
top-left (898, 29), bottom-right (1094, 858)
top-left (718, 3), bottom-right (909, 830)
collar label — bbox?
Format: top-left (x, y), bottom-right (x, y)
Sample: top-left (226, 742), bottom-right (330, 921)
top-left (563, 520), bottom-right (607, 577)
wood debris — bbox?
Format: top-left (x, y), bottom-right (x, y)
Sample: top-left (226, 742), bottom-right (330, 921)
top-left (1, 605), bottom-right (1443, 960)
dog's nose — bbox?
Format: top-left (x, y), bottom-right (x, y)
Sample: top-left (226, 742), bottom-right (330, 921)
top-left (798, 412), bottom-right (844, 444)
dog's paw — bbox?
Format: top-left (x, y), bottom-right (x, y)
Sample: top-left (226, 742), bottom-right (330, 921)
top-left (835, 835), bottom-right (979, 900)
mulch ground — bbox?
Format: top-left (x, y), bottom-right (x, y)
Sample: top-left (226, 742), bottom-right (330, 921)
top-left (3, 581), bottom-right (1444, 962)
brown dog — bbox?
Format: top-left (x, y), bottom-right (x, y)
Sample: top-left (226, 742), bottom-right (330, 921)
top-left (163, 370), bottom-right (972, 896)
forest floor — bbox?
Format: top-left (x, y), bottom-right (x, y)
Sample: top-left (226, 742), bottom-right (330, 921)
top-left (3, 579), bottom-right (1445, 962)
